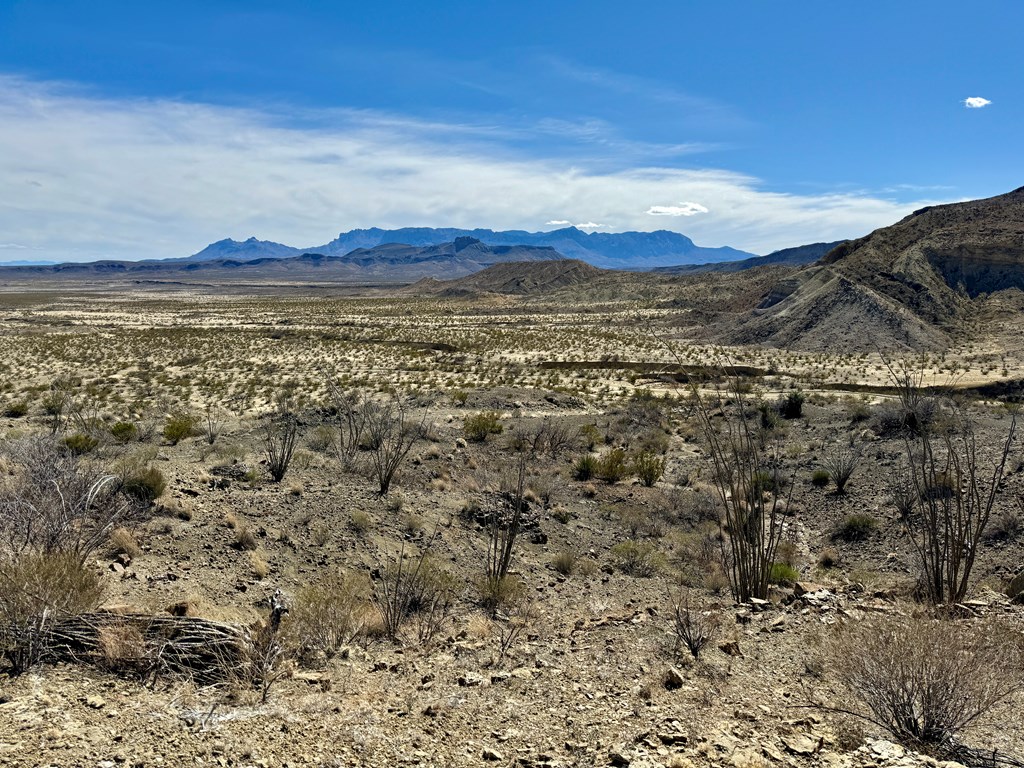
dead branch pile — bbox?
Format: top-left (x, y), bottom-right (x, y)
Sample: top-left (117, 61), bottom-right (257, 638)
top-left (3, 610), bottom-right (255, 684)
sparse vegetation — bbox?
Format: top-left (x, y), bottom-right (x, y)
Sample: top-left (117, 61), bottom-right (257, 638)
top-left (830, 615), bottom-right (1023, 753)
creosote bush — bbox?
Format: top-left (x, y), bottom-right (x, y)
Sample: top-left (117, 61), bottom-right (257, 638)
top-left (596, 448), bottom-right (629, 483)
top-left (463, 411), bottom-right (503, 442)
top-left (778, 391), bottom-right (805, 419)
top-left (62, 432), bottom-right (98, 455)
top-left (633, 450), bottom-right (666, 487)
top-left (2, 401), bottom-right (29, 418)
top-left (162, 412), bottom-right (199, 445)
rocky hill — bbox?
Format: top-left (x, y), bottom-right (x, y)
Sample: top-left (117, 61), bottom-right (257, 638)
top-left (654, 241), bottom-right (845, 275)
top-left (729, 187), bottom-right (1024, 351)
top-left (406, 258), bottom-right (607, 297)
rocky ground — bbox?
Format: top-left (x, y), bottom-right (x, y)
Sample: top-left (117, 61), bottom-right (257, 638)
top-left (2, 292), bottom-right (1024, 768)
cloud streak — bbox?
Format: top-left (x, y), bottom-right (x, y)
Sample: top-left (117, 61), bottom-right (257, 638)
top-left (0, 75), bottom-right (948, 261)
top-left (964, 96), bottom-right (991, 108)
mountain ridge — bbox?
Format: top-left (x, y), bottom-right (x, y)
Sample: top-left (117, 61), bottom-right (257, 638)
top-left (187, 226), bottom-right (757, 269)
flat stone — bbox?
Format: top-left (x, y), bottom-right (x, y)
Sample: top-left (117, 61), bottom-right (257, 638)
top-left (793, 581), bottom-right (825, 597)
top-left (782, 734), bottom-right (822, 756)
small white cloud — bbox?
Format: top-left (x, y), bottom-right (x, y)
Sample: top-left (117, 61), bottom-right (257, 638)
top-left (964, 96), bottom-right (992, 109)
top-left (546, 220), bottom-right (571, 226)
top-left (0, 243), bottom-right (28, 249)
top-left (646, 202), bottom-right (709, 216)
top-left (575, 222), bottom-right (606, 229)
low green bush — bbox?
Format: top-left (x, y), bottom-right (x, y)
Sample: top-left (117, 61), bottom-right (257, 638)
top-left (463, 411), bottom-right (503, 442)
top-left (3, 401), bottom-right (29, 418)
top-left (768, 562), bottom-right (799, 585)
top-left (610, 540), bottom-right (663, 576)
top-left (596, 448), bottom-right (629, 483)
top-left (632, 451), bottom-right (665, 487)
top-left (163, 412), bottom-right (199, 445)
top-left (573, 454), bottom-right (598, 481)
top-left (120, 465), bottom-right (166, 503)
top-left (834, 513), bottom-right (878, 542)
top-left (61, 432), bottom-right (98, 455)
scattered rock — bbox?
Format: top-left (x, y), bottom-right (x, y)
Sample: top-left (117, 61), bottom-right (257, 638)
top-left (719, 640), bottom-right (743, 657)
top-left (482, 747), bottom-right (503, 761)
top-left (663, 666), bottom-right (686, 689)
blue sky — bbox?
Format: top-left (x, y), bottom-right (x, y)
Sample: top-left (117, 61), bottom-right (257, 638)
top-left (0, 1), bottom-right (1020, 262)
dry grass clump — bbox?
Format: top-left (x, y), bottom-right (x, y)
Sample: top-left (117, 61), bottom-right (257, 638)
top-left (249, 550), bottom-right (270, 579)
top-left (96, 623), bottom-right (149, 674)
top-left (107, 527), bottom-right (141, 559)
top-left (551, 549), bottom-right (578, 575)
top-left (0, 551), bottom-right (105, 672)
top-left (609, 539), bottom-right (663, 576)
top-left (234, 525), bottom-right (258, 552)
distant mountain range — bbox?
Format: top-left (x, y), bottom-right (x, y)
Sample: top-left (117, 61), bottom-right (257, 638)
top-left (186, 226), bottom-right (757, 269)
top-left (0, 238), bottom-right (563, 282)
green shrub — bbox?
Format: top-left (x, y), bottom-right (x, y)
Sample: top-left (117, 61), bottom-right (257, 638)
top-left (3, 401), bottom-right (29, 418)
top-left (163, 412), bottom-right (199, 445)
top-left (811, 469), bottom-right (831, 487)
top-left (579, 424), bottom-right (602, 450)
top-left (61, 432), bottom-right (98, 455)
top-left (610, 540), bottom-right (663, 576)
top-left (759, 403), bottom-right (781, 431)
top-left (463, 411), bottom-right (503, 442)
top-left (768, 562), bottom-right (799, 585)
top-left (451, 390), bottom-right (469, 406)
top-left (120, 465), bottom-right (166, 503)
top-left (573, 453), bottom-right (598, 481)
top-left (835, 513), bottom-right (877, 541)
top-left (109, 421), bottom-right (138, 444)
top-left (477, 573), bottom-right (526, 614)
top-left (596, 448), bottom-right (629, 483)
top-left (632, 451), bottom-right (665, 487)
top-left (779, 391), bottom-right (805, 419)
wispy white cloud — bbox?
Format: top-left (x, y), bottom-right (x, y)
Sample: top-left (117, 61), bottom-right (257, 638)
top-left (646, 202), bottom-right (708, 216)
top-left (546, 220), bottom-right (571, 226)
top-left (964, 96), bottom-right (991, 109)
top-left (0, 243), bottom-right (29, 249)
top-left (0, 75), bottom-right (948, 260)
top-left (574, 222), bottom-right (606, 230)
